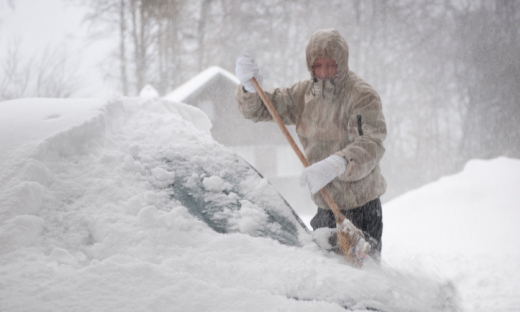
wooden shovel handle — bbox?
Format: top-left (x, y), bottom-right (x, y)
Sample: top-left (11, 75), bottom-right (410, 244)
top-left (250, 77), bottom-right (345, 224)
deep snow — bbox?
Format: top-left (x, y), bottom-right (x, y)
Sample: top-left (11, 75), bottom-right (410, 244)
top-left (0, 97), bottom-right (518, 311)
top-left (383, 157), bottom-right (520, 311)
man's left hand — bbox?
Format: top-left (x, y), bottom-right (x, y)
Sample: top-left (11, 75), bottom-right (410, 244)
top-left (300, 155), bottom-right (346, 194)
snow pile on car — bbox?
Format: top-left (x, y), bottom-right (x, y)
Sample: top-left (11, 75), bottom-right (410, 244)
top-left (0, 97), bottom-right (458, 311)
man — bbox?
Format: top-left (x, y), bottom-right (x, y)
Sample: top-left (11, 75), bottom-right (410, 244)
top-left (235, 29), bottom-right (386, 260)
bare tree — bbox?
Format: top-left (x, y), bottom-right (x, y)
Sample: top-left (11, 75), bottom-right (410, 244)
top-left (0, 0), bottom-right (14, 9)
top-left (1, 41), bottom-right (81, 101)
top-left (0, 41), bottom-right (31, 100)
top-left (119, 0), bottom-right (129, 95)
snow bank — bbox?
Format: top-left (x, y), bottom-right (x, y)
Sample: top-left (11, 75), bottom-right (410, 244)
top-left (0, 97), bottom-right (457, 311)
top-left (384, 157), bottom-right (520, 256)
top-left (384, 157), bottom-right (520, 311)
top-left (0, 98), bottom-right (107, 164)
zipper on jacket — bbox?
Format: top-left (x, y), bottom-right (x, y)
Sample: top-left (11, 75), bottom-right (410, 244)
top-left (311, 77), bottom-right (318, 96)
top-left (357, 115), bottom-right (363, 136)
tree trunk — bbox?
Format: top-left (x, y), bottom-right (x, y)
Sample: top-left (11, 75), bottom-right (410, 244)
top-left (119, 0), bottom-right (129, 95)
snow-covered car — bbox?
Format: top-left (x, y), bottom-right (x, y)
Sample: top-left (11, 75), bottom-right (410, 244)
top-left (0, 97), bottom-right (458, 311)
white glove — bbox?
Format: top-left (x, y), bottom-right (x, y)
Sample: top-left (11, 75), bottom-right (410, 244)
top-left (235, 54), bottom-right (263, 93)
top-left (300, 155), bottom-right (346, 194)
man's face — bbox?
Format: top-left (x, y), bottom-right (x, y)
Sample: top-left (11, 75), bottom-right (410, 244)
top-left (312, 58), bottom-right (338, 80)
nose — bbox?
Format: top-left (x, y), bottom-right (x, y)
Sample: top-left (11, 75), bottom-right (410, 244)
top-left (315, 68), bottom-right (327, 79)
top-left (313, 65), bottom-right (337, 80)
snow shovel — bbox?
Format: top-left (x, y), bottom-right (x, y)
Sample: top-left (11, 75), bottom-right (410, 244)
top-left (250, 77), bottom-right (369, 266)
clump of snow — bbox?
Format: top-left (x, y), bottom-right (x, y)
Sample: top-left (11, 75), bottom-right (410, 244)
top-left (202, 175), bottom-right (226, 192)
top-left (151, 167), bottom-right (175, 181)
top-left (234, 200), bottom-right (269, 235)
top-left (214, 200), bottom-right (270, 236)
top-left (201, 175), bottom-right (235, 196)
top-left (139, 84), bottom-right (159, 98)
top-left (151, 167), bottom-right (176, 188)
top-left (312, 227), bottom-right (335, 250)
top-left (166, 100), bottom-right (212, 136)
top-left (0, 181), bottom-right (44, 219)
top-left (0, 215), bottom-right (44, 253)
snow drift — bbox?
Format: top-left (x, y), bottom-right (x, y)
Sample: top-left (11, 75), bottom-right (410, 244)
top-left (383, 157), bottom-right (520, 311)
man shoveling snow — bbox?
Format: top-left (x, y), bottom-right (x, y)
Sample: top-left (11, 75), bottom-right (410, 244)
top-left (235, 28), bottom-right (386, 263)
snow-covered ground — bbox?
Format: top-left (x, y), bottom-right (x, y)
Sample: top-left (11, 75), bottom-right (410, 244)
top-left (383, 157), bottom-right (520, 311)
top-left (0, 97), bottom-right (518, 311)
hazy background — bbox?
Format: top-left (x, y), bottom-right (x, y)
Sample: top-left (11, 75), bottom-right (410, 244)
top-left (1, 0), bottom-right (519, 203)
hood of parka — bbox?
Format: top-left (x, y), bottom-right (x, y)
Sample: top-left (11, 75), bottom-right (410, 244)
top-left (306, 29), bottom-right (350, 93)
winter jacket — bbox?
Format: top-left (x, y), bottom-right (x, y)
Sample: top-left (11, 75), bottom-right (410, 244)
top-left (235, 29), bottom-right (387, 210)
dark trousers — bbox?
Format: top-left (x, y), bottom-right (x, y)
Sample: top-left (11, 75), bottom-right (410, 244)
top-left (310, 198), bottom-right (383, 255)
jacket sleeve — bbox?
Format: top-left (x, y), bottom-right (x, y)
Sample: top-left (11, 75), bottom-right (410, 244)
top-left (235, 81), bottom-right (307, 125)
top-left (334, 89), bottom-right (387, 182)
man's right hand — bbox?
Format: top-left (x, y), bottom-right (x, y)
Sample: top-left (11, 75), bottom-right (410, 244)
top-left (235, 55), bottom-right (263, 93)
